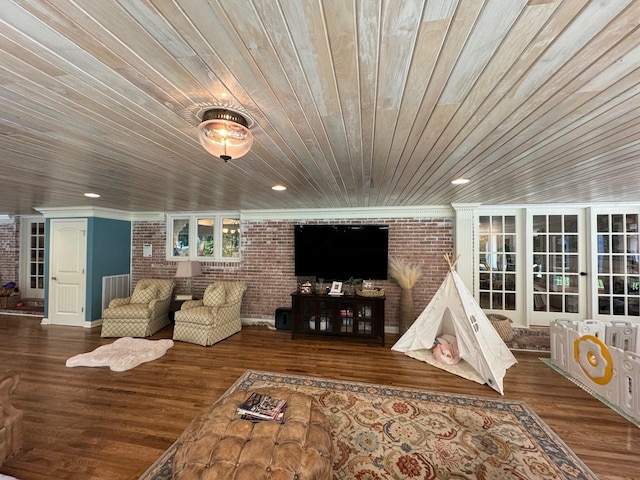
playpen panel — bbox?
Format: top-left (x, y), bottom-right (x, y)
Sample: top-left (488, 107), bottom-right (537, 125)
top-left (567, 329), bottom-right (619, 405)
top-left (575, 319), bottom-right (607, 339)
top-left (620, 351), bottom-right (640, 421)
top-left (605, 321), bottom-right (639, 352)
top-left (550, 319), bottom-right (574, 370)
top-left (549, 318), bottom-right (640, 424)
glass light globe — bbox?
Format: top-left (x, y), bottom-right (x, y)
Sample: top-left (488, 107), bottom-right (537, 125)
top-left (196, 109), bottom-right (253, 162)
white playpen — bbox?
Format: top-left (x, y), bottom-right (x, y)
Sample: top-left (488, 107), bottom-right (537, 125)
top-left (550, 318), bottom-right (640, 424)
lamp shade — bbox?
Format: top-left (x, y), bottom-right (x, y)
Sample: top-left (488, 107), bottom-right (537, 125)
top-left (175, 261), bottom-right (202, 278)
top-left (197, 108), bottom-right (253, 162)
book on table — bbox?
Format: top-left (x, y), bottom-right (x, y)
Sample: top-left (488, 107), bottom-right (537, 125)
top-left (237, 392), bottom-right (287, 421)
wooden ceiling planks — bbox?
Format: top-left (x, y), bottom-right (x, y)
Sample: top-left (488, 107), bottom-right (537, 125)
top-left (1, 0), bottom-right (640, 214)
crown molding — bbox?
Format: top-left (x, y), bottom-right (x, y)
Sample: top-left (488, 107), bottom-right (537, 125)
top-left (34, 206), bottom-right (163, 222)
top-left (240, 205), bottom-right (455, 221)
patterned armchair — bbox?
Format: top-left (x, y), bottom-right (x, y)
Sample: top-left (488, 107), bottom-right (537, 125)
top-left (0, 370), bottom-right (23, 466)
top-left (101, 279), bottom-right (175, 338)
top-left (173, 281), bottom-right (247, 346)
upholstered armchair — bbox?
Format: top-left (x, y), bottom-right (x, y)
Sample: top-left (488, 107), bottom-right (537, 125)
top-left (1, 370), bottom-right (23, 466)
top-left (173, 281), bottom-right (247, 346)
top-left (101, 279), bottom-right (175, 338)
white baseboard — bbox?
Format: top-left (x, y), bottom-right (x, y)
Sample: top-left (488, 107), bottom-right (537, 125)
top-left (241, 317), bottom-right (275, 327)
top-left (41, 317), bottom-right (102, 328)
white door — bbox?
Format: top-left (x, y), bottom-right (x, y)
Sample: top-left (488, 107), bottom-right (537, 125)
top-left (48, 219), bottom-right (86, 326)
top-left (528, 210), bottom-right (588, 326)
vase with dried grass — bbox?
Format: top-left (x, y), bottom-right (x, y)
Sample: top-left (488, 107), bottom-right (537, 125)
top-left (388, 256), bottom-right (421, 334)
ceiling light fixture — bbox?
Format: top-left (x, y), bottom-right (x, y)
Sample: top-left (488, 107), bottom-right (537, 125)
top-left (451, 178), bottom-right (470, 185)
top-left (196, 108), bottom-right (253, 162)
top-left (84, 192), bottom-right (101, 198)
top-left (272, 184), bottom-right (287, 191)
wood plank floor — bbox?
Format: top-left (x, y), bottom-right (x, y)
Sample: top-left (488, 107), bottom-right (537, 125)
top-left (0, 314), bottom-right (638, 480)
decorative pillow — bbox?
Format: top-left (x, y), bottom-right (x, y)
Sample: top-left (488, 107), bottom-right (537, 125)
top-left (433, 334), bottom-right (461, 365)
top-left (130, 284), bottom-right (158, 304)
top-left (203, 283), bottom-right (226, 307)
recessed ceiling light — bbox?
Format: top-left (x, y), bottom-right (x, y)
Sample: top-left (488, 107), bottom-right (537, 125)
top-left (84, 192), bottom-right (101, 198)
top-left (271, 184), bottom-right (287, 191)
top-left (451, 178), bottom-right (470, 185)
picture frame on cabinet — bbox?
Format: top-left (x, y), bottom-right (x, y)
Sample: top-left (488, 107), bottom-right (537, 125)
top-left (329, 281), bottom-right (343, 295)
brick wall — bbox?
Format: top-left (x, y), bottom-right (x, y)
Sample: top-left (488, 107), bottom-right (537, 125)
top-left (132, 217), bottom-right (454, 329)
top-left (0, 222), bottom-right (19, 287)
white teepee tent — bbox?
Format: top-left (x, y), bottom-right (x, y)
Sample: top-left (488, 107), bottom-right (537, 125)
top-left (392, 255), bottom-right (517, 394)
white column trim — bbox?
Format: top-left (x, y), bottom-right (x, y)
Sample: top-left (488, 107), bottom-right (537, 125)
top-left (452, 203), bottom-right (480, 292)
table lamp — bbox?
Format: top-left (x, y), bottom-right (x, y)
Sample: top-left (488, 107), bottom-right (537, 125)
top-left (175, 261), bottom-right (202, 298)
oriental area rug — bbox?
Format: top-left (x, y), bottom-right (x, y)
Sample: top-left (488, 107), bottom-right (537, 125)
top-left (140, 370), bottom-right (597, 480)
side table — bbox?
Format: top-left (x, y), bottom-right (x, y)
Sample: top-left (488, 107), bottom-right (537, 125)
top-left (169, 297), bottom-right (198, 321)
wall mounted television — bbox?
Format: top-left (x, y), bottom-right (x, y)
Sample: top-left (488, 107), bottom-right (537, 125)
top-left (294, 224), bottom-right (389, 281)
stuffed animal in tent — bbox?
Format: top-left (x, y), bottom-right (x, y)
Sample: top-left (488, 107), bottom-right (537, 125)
top-left (433, 334), bottom-right (461, 365)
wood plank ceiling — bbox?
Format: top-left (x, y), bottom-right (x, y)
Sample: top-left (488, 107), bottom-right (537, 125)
top-left (1, 0), bottom-right (640, 216)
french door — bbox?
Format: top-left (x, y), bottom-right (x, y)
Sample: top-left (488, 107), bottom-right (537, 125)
top-left (478, 214), bottom-right (519, 314)
top-left (528, 210), bottom-right (587, 326)
top-left (20, 217), bottom-right (45, 299)
top-left (592, 211), bottom-right (640, 319)
top-left (474, 207), bottom-right (640, 326)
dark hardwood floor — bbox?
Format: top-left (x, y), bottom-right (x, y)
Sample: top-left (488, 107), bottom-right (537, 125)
top-left (0, 314), bottom-right (638, 480)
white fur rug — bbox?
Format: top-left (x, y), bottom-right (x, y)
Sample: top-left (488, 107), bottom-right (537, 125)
top-left (66, 337), bottom-right (174, 372)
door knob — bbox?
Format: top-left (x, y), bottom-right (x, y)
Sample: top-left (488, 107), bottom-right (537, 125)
top-left (579, 272), bottom-right (587, 276)
top-left (51, 276), bottom-right (57, 280)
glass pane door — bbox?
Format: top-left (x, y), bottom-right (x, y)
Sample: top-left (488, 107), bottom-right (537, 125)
top-left (21, 218), bottom-right (45, 299)
top-left (529, 211), bottom-right (586, 326)
top-left (478, 215), bottom-right (517, 313)
top-left (595, 213), bottom-right (640, 318)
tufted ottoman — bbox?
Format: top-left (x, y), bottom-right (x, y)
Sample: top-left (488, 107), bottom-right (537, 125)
top-left (171, 387), bottom-right (333, 479)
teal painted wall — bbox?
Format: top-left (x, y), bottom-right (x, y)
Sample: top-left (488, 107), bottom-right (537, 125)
top-left (87, 218), bottom-right (131, 321)
top-left (43, 218), bottom-right (130, 321)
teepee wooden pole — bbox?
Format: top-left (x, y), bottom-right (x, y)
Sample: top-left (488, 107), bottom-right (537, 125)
top-left (444, 254), bottom-right (460, 271)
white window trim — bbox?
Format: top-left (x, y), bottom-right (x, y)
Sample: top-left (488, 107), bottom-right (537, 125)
top-left (166, 212), bottom-right (241, 262)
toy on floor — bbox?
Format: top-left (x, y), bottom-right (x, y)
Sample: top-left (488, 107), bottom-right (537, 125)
top-left (433, 334), bottom-right (461, 365)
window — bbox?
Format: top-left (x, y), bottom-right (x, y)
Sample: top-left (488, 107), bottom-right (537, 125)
top-left (167, 213), bottom-right (241, 262)
top-left (596, 213), bottom-right (639, 317)
top-left (478, 215), bottom-right (517, 311)
top-left (29, 221), bottom-right (45, 289)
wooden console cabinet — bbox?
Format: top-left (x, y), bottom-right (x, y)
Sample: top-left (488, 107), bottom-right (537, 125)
top-left (291, 292), bottom-right (385, 345)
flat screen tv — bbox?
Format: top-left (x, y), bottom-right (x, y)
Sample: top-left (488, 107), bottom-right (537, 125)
top-left (294, 224), bottom-right (389, 281)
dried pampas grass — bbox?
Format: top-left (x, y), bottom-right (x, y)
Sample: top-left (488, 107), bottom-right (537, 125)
top-left (388, 256), bottom-right (421, 289)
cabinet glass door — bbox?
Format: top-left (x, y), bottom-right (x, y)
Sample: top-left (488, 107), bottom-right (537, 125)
top-left (357, 303), bottom-right (373, 334)
top-left (303, 299), bottom-right (332, 333)
top-left (339, 302), bottom-right (354, 333)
